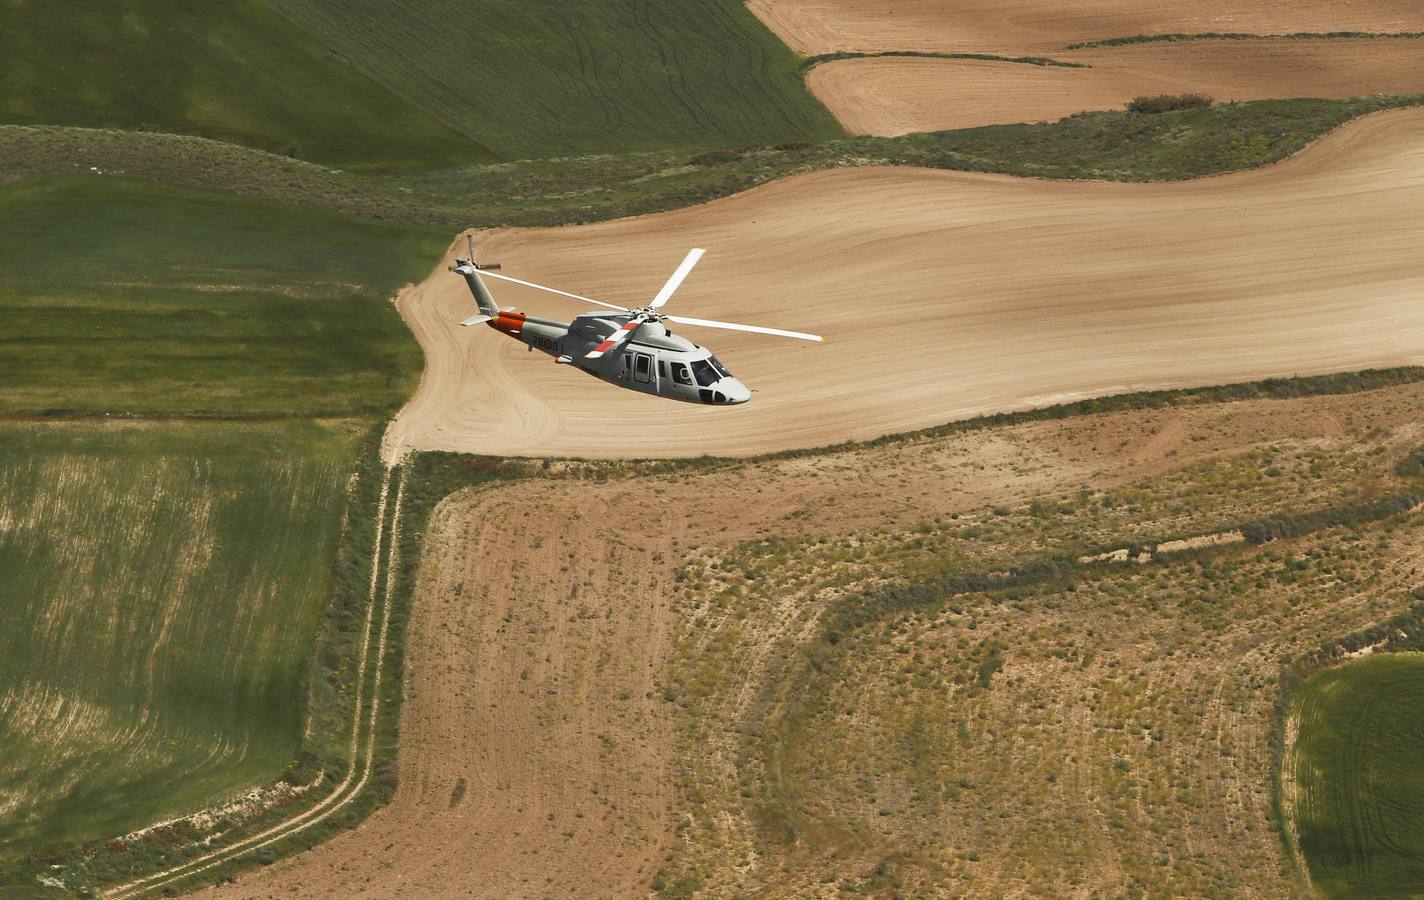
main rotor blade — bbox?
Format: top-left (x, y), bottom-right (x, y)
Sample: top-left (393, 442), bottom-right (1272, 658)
top-left (649, 248), bottom-right (705, 309)
top-left (663, 315), bottom-right (823, 343)
top-left (584, 315), bottom-right (647, 359)
top-left (476, 269), bottom-right (628, 312)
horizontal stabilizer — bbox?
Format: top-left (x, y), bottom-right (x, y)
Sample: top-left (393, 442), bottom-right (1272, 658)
top-left (460, 314), bottom-right (492, 327)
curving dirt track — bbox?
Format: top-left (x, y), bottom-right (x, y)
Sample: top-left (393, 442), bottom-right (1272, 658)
top-left (384, 109), bottom-right (1424, 462)
top-left (746, 0), bottom-right (1424, 55)
top-left (809, 40), bottom-right (1424, 136)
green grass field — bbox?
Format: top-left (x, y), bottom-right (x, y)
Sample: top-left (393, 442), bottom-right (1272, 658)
top-left (1291, 654), bottom-right (1424, 898)
top-left (263, 0), bottom-right (841, 159)
top-left (0, 0), bottom-right (839, 167)
top-left (0, 0), bottom-right (484, 170)
top-left (0, 178), bottom-right (439, 416)
top-left (0, 419), bottom-right (363, 854)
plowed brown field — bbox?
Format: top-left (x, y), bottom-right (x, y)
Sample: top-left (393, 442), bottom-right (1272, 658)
top-left (383, 109), bottom-right (1424, 463)
top-left (213, 382), bottom-right (1424, 898)
top-left (809, 40), bottom-right (1424, 136)
top-left (747, 0), bottom-right (1424, 55)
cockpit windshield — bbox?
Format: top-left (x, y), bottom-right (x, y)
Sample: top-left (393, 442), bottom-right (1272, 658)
top-left (690, 359), bottom-right (719, 387)
top-left (708, 356), bottom-right (733, 379)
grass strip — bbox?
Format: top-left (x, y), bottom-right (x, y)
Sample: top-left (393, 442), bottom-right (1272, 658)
top-left (3, 95), bottom-right (1420, 229)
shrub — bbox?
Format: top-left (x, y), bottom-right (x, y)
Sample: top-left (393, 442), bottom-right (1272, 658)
top-left (1396, 446), bottom-right (1424, 478)
top-left (1127, 93), bottom-right (1214, 114)
top-left (688, 148), bottom-right (741, 166)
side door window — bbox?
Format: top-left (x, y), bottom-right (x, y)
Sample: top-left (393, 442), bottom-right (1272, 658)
top-left (634, 353), bottom-right (652, 384)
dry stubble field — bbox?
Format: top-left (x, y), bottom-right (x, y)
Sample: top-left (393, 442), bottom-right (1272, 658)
top-left (746, 0), bottom-right (1424, 56)
top-left (747, 0), bottom-right (1424, 137)
top-left (808, 40), bottom-right (1424, 136)
top-left (215, 380), bottom-right (1424, 897)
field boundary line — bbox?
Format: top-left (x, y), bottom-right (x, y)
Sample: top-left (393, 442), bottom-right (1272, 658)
top-left (104, 467), bottom-right (403, 899)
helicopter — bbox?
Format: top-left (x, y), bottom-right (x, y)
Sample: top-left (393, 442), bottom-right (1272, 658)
top-left (452, 239), bottom-right (821, 405)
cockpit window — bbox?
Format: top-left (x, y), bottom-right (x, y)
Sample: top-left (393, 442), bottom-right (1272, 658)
top-left (671, 362), bottom-right (694, 385)
top-left (709, 355), bottom-right (733, 379)
top-left (690, 359), bottom-right (719, 387)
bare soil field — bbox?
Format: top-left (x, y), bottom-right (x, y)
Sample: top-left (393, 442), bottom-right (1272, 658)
top-left (747, 0), bottom-right (1424, 55)
top-left (384, 109), bottom-right (1424, 462)
top-left (810, 40), bottom-right (1424, 136)
top-left (211, 381), bottom-right (1424, 897)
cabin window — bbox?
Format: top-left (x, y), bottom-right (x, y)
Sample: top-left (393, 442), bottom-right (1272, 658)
top-left (672, 362), bottom-right (694, 385)
top-left (709, 355), bottom-right (733, 379)
top-left (691, 359), bottom-right (718, 387)
top-left (634, 353), bottom-right (652, 383)
top-left (659, 360), bottom-right (668, 380)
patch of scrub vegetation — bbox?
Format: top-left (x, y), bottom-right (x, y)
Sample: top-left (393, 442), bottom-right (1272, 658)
top-left (0, 178), bottom-right (440, 417)
top-left (0, 0), bottom-right (483, 170)
top-left (800, 50), bottom-right (1086, 70)
top-left (260, 0), bottom-right (843, 160)
top-left (0, 418), bottom-right (362, 858)
top-left (1128, 93), bottom-right (1214, 114)
top-left (660, 418), bottom-right (1424, 895)
top-left (5, 96), bottom-right (1417, 229)
top-left (1288, 655), bottom-right (1424, 897)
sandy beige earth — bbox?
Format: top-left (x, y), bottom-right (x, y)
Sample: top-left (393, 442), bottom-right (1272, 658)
top-left (747, 0), bottom-right (1424, 55)
top-left (383, 108), bottom-right (1424, 462)
top-left (809, 39), bottom-right (1424, 135)
top-left (211, 381), bottom-right (1424, 898)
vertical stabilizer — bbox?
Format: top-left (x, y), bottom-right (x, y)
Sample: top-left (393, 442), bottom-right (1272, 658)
top-left (452, 235), bottom-right (501, 325)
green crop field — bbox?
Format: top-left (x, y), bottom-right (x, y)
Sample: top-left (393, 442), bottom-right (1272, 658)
top-left (266, 0), bottom-right (841, 159)
top-left (0, 0), bottom-right (839, 168)
top-left (1290, 654), bottom-right (1424, 898)
top-left (0, 178), bottom-right (439, 417)
top-left (0, 419), bottom-right (363, 854)
top-left (0, 0), bottom-right (483, 170)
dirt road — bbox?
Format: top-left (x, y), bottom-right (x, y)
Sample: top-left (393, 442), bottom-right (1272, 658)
top-left (384, 109), bottom-right (1424, 461)
top-left (747, 0), bottom-right (1424, 55)
top-left (808, 39), bottom-right (1424, 136)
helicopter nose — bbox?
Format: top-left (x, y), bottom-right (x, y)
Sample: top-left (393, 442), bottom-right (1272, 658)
top-left (724, 379), bottom-right (751, 404)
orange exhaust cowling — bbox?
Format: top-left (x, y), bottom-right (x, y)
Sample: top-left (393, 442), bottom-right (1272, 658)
top-left (488, 310), bottom-right (527, 339)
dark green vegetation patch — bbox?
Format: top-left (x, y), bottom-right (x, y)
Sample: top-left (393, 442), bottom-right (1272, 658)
top-left (0, 0), bottom-right (839, 167)
top-left (0, 178), bottom-right (438, 417)
top-left (1290, 655), bottom-right (1424, 898)
top-left (0, 0), bottom-right (483, 170)
top-left (266, 0), bottom-right (842, 159)
top-left (0, 419), bottom-right (363, 854)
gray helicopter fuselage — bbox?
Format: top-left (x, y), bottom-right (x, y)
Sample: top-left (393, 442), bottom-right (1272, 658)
top-left (488, 309), bottom-right (751, 405)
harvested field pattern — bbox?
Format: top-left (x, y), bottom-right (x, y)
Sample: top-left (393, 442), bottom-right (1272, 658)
top-left (1286, 654), bottom-right (1424, 898)
top-left (747, 0), bottom-right (1424, 55)
top-left (0, 419), bottom-right (360, 856)
top-left (214, 380), bottom-right (1424, 897)
top-left (387, 109), bottom-right (1424, 460)
top-left (809, 39), bottom-right (1424, 136)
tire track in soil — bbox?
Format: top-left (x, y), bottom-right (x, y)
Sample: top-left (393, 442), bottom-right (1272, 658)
top-left (104, 467), bottom-right (407, 899)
